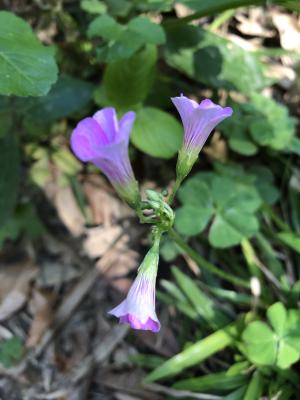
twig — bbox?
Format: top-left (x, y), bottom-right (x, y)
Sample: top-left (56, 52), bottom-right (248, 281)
top-left (72, 324), bottom-right (129, 383)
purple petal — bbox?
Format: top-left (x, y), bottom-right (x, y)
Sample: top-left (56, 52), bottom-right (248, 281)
top-left (70, 117), bottom-right (109, 162)
top-left (93, 107), bottom-right (119, 142)
top-left (119, 111), bottom-right (136, 143)
top-left (108, 300), bottom-right (126, 318)
top-left (185, 106), bottom-right (232, 150)
top-left (92, 142), bottom-right (134, 185)
top-left (199, 99), bottom-right (216, 109)
top-left (221, 107), bottom-right (233, 117)
top-left (119, 314), bottom-right (160, 332)
top-left (171, 95), bottom-right (198, 130)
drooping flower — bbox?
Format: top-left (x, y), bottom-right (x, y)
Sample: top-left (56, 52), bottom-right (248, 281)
top-left (172, 95), bottom-right (233, 179)
top-left (108, 238), bottom-right (160, 332)
top-left (71, 107), bottom-right (140, 208)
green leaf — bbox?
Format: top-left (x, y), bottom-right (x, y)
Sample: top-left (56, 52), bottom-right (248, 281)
top-left (159, 280), bottom-right (198, 320)
top-left (229, 135), bottom-right (258, 156)
top-left (267, 302), bottom-right (287, 336)
top-left (127, 17), bottom-right (166, 45)
top-left (181, 0), bottom-right (263, 14)
top-left (176, 172), bottom-right (261, 248)
top-left (175, 178), bottom-right (214, 235)
top-left (0, 203), bottom-right (45, 248)
top-left (0, 337), bottom-right (24, 367)
top-left (145, 323), bottom-right (238, 382)
top-left (249, 93), bottom-right (295, 151)
top-left (249, 166), bottom-right (279, 205)
top-left (105, 0), bottom-right (132, 16)
top-left (222, 96), bottom-right (295, 153)
top-left (174, 371), bottom-right (248, 392)
top-left (244, 371), bottom-right (264, 400)
top-left (243, 303), bottom-right (300, 369)
top-left (165, 25), bottom-right (269, 94)
top-left (130, 353), bottom-right (165, 369)
top-left (0, 11), bottom-right (58, 97)
top-left (25, 75), bottom-right (93, 125)
top-left (288, 137), bottom-right (300, 156)
top-left (89, 16), bottom-right (165, 62)
top-left (209, 212), bottom-right (259, 248)
top-left (0, 134), bottom-right (20, 226)
top-left (160, 236), bottom-right (181, 262)
top-left (80, 0), bottom-right (106, 14)
top-left (276, 341), bottom-right (300, 370)
top-left (87, 14), bottom-right (123, 40)
top-left (178, 177), bottom-right (213, 207)
top-left (224, 386), bottom-right (248, 400)
top-left (172, 266), bottom-right (230, 328)
top-left (175, 205), bottom-right (213, 236)
top-left (0, 97), bottom-right (13, 138)
top-left (106, 29), bottom-right (147, 61)
top-left (220, 100), bottom-right (258, 156)
top-left (103, 45), bottom-right (157, 109)
top-left (277, 231), bottom-right (300, 255)
top-left (242, 321), bottom-right (277, 366)
top-left (131, 107), bottom-right (183, 159)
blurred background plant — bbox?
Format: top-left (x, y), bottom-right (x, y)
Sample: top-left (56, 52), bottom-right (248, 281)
top-left (0, 0), bottom-right (300, 398)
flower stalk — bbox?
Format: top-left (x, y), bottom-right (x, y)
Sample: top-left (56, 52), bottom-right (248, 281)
top-left (70, 95), bottom-right (234, 333)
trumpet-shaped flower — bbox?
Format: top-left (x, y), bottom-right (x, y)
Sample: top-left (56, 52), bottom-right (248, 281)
top-left (108, 240), bottom-right (160, 332)
top-left (71, 107), bottom-right (140, 208)
top-left (172, 95), bottom-right (233, 179)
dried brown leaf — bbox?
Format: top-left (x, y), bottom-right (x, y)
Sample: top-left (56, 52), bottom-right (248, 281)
top-left (236, 9), bottom-right (274, 38)
top-left (96, 234), bottom-right (139, 278)
top-left (54, 186), bottom-right (85, 237)
top-left (84, 226), bottom-right (123, 258)
top-left (272, 12), bottom-right (300, 52)
top-left (0, 261), bottom-right (38, 321)
top-left (83, 174), bottom-right (132, 226)
top-left (26, 289), bottom-right (56, 348)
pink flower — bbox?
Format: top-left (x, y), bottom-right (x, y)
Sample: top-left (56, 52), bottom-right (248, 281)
top-left (172, 95), bottom-right (233, 178)
top-left (70, 107), bottom-right (140, 208)
top-left (108, 241), bottom-right (160, 333)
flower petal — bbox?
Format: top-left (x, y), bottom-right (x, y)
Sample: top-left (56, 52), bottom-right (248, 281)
top-left (119, 314), bottom-right (160, 332)
top-left (184, 105), bottom-right (233, 151)
top-left (70, 117), bottom-right (108, 162)
top-left (171, 95), bottom-right (198, 130)
top-left (199, 99), bottom-right (216, 109)
top-left (93, 107), bottom-right (119, 142)
top-left (119, 111), bottom-right (136, 143)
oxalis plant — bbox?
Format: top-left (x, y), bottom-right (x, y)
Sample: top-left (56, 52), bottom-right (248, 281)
top-left (71, 94), bottom-right (232, 331)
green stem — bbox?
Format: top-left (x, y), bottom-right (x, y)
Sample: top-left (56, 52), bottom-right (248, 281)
top-left (241, 239), bottom-right (262, 279)
top-left (168, 176), bottom-right (183, 205)
top-left (169, 229), bottom-right (250, 288)
top-left (208, 9), bottom-right (236, 31)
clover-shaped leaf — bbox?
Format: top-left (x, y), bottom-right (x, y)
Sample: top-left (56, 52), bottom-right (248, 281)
top-left (243, 302), bottom-right (300, 369)
top-left (88, 15), bottom-right (165, 62)
top-left (165, 26), bottom-right (270, 95)
top-left (175, 171), bottom-right (261, 248)
top-left (221, 95), bottom-right (296, 155)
